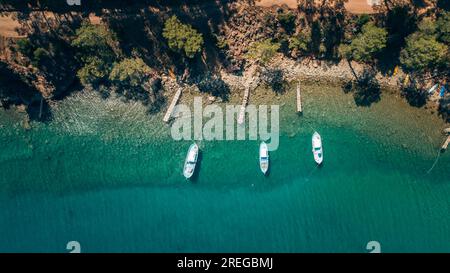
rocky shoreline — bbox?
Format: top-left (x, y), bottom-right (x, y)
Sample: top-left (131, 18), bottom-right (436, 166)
top-left (159, 54), bottom-right (450, 126)
top-left (163, 54), bottom-right (404, 101)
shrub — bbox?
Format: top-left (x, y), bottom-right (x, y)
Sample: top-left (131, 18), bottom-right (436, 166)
top-left (16, 39), bottom-right (34, 57)
top-left (32, 48), bottom-right (49, 68)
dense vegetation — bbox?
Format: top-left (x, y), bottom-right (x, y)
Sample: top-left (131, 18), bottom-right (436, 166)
top-left (0, 0), bottom-right (449, 121)
top-left (163, 15), bottom-right (204, 58)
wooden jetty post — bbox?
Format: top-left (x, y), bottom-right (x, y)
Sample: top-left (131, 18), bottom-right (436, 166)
top-left (163, 87), bottom-right (182, 123)
top-left (238, 85), bottom-right (250, 125)
top-left (296, 83), bottom-right (302, 113)
top-left (38, 97), bottom-right (44, 120)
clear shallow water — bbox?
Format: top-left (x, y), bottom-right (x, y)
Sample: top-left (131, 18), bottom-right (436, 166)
top-left (0, 84), bottom-right (449, 252)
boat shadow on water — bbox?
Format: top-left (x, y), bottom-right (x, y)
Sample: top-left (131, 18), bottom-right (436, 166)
top-left (188, 150), bottom-right (203, 183)
top-left (263, 158), bottom-right (271, 177)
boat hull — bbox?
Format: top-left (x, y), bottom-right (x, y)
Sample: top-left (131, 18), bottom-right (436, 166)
top-left (259, 142), bottom-right (269, 174)
top-left (312, 132), bottom-right (323, 165)
top-left (428, 84), bottom-right (439, 94)
top-left (183, 143), bottom-right (199, 179)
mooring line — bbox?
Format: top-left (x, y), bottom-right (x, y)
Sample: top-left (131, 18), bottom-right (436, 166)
top-left (425, 149), bottom-right (441, 175)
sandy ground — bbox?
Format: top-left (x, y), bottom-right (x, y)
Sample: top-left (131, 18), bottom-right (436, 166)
top-left (256, 0), bottom-right (377, 14)
top-left (0, 14), bottom-right (24, 38)
top-left (0, 1), bottom-right (379, 38)
top-left (0, 1), bottom-right (376, 38)
top-left (0, 13), bottom-right (101, 38)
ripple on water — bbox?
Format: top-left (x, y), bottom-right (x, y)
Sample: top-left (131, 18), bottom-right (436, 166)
top-left (0, 83), bottom-right (448, 194)
top-left (0, 83), bottom-right (449, 253)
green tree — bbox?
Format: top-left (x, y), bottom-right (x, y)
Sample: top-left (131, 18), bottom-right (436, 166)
top-left (16, 38), bottom-right (34, 57)
top-left (246, 39), bottom-right (281, 65)
top-left (399, 17), bottom-right (448, 73)
top-left (162, 15), bottom-right (204, 58)
top-left (288, 31), bottom-right (311, 56)
top-left (76, 57), bottom-right (111, 86)
top-left (32, 47), bottom-right (49, 68)
top-left (418, 18), bottom-right (437, 36)
top-left (109, 58), bottom-right (152, 88)
top-left (71, 22), bottom-right (117, 62)
top-left (436, 11), bottom-right (450, 44)
top-left (400, 33), bottom-right (447, 72)
top-left (355, 14), bottom-right (370, 30)
top-left (72, 23), bottom-right (118, 86)
top-left (339, 22), bottom-right (388, 63)
top-left (109, 58), bottom-right (156, 102)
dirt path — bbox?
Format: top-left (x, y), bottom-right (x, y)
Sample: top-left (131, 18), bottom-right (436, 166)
top-left (0, 14), bottom-right (24, 38)
top-left (0, 13), bottom-right (101, 38)
top-left (256, 0), bottom-right (377, 14)
top-left (0, 1), bottom-right (377, 38)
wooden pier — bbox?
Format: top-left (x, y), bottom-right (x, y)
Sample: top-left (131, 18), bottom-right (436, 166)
top-left (163, 88), bottom-right (182, 123)
top-left (442, 135), bottom-right (450, 151)
top-left (237, 85), bottom-right (250, 125)
top-left (296, 83), bottom-right (302, 113)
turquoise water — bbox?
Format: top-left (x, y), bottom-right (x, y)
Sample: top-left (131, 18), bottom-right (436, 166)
top-left (0, 84), bottom-right (449, 252)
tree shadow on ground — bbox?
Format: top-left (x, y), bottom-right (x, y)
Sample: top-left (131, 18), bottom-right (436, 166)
top-left (377, 5), bottom-right (418, 76)
top-left (195, 72), bottom-right (231, 101)
top-left (26, 98), bottom-right (52, 122)
top-left (0, 61), bottom-right (53, 122)
top-left (438, 0), bottom-right (450, 11)
top-left (260, 68), bottom-right (286, 94)
top-left (147, 80), bottom-right (167, 114)
top-left (104, 0), bottom-right (231, 80)
top-left (110, 77), bottom-right (166, 115)
top-left (401, 84), bottom-right (427, 108)
top-left (438, 97), bottom-right (450, 122)
top-left (343, 68), bottom-right (381, 107)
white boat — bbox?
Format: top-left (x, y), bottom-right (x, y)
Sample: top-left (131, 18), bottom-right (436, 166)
top-left (312, 132), bottom-right (323, 165)
top-left (428, 84), bottom-right (439, 94)
top-left (259, 142), bottom-right (269, 175)
top-left (183, 143), bottom-right (199, 179)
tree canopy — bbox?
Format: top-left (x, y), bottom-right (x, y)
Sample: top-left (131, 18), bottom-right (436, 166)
top-left (109, 58), bottom-right (152, 88)
top-left (162, 15), bottom-right (204, 58)
top-left (246, 39), bottom-right (281, 65)
top-left (71, 22), bottom-right (117, 62)
top-left (71, 23), bottom-right (118, 86)
top-left (76, 57), bottom-right (111, 86)
top-left (400, 19), bottom-right (448, 73)
top-left (339, 22), bottom-right (388, 63)
top-left (400, 35), bottom-right (447, 73)
top-left (436, 12), bottom-right (450, 44)
top-left (288, 32), bottom-right (311, 56)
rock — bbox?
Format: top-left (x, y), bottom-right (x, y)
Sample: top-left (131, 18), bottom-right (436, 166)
top-left (16, 104), bottom-right (27, 113)
top-left (208, 96), bottom-right (216, 103)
